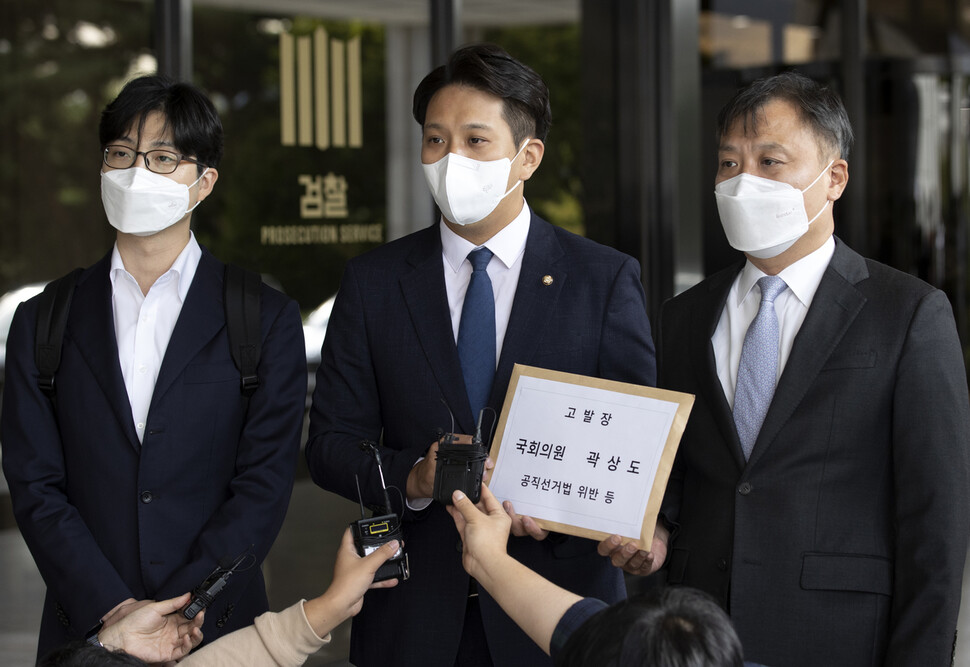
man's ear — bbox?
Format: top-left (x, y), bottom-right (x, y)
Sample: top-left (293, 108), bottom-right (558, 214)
top-left (516, 139), bottom-right (544, 182)
top-left (196, 168), bottom-right (219, 202)
top-left (826, 159), bottom-right (848, 201)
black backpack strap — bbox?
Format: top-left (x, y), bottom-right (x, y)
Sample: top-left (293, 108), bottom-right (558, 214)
top-left (224, 264), bottom-right (262, 397)
top-left (34, 268), bottom-right (83, 398)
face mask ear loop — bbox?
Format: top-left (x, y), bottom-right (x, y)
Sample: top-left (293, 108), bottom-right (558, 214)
top-left (801, 160), bottom-right (834, 225)
top-left (806, 199), bottom-right (829, 226)
top-left (190, 167), bottom-right (209, 189)
top-left (185, 167), bottom-right (210, 215)
top-left (801, 160), bottom-right (835, 194)
top-left (502, 140), bottom-right (531, 198)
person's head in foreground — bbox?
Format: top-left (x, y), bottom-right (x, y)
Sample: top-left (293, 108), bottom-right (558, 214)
top-left (558, 586), bottom-right (744, 667)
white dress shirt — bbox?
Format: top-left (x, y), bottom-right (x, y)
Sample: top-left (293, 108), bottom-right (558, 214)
top-left (713, 235), bottom-right (835, 409)
top-left (110, 233), bottom-right (201, 442)
top-left (440, 200), bottom-right (531, 363)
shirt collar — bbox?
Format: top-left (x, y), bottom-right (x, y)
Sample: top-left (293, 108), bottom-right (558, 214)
top-left (440, 200), bottom-right (532, 273)
top-left (109, 232), bottom-right (202, 302)
top-left (735, 235), bottom-right (836, 308)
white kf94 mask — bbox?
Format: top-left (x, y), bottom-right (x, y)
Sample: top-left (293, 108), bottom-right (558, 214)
top-left (101, 167), bottom-right (207, 236)
top-left (714, 161), bottom-right (833, 259)
top-left (422, 142), bottom-right (527, 226)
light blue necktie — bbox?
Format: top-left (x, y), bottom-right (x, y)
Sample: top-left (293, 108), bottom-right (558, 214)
top-left (734, 275), bottom-right (788, 460)
top-left (457, 248), bottom-right (496, 422)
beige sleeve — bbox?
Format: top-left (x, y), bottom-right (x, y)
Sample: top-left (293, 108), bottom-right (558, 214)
top-left (179, 601), bottom-right (331, 667)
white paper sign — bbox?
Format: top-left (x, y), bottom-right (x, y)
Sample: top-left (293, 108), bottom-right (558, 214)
top-left (489, 365), bottom-right (692, 542)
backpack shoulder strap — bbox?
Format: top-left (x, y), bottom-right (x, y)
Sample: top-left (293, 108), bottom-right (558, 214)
top-left (34, 268), bottom-right (83, 398)
top-left (224, 264), bottom-right (262, 397)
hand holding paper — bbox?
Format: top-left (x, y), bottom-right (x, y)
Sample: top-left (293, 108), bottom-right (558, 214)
top-left (502, 498), bottom-right (549, 541)
top-left (597, 522), bottom-right (669, 576)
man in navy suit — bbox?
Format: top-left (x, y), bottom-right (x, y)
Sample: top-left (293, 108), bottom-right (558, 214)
top-left (611, 71), bottom-right (970, 666)
top-left (306, 44), bottom-right (657, 666)
top-left (1, 76), bottom-right (306, 659)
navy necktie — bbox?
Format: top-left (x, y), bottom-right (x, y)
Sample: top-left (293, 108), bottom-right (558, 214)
top-left (734, 275), bottom-right (788, 460)
top-left (457, 248), bottom-right (496, 423)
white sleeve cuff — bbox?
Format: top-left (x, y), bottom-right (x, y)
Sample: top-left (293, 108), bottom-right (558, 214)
top-left (406, 456), bottom-right (433, 511)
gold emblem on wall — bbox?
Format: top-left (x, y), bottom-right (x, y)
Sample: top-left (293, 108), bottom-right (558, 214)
top-left (279, 27), bottom-right (363, 150)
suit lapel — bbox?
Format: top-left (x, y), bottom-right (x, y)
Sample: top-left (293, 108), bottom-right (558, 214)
top-left (748, 240), bottom-right (869, 466)
top-left (150, 249), bottom-right (225, 409)
top-left (491, 216), bottom-right (565, 409)
top-left (70, 255), bottom-right (141, 450)
top-left (692, 264), bottom-right (748, 467)
top-left (399, 227), bottom-right (475, 433)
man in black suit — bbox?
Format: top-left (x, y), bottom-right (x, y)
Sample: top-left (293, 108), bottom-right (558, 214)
top-left (607, 71), bottom-right (970, 666)
top-left (305, 44), bottom-right (656, 666)
top-left (1, 76), bottom-right (306, 659)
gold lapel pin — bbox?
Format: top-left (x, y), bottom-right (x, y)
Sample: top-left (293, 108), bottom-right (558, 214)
top-left (542, 275), bottom-right (554, 286)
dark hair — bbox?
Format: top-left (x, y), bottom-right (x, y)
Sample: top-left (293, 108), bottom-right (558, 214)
top-left (99, 75), bottom-right (224, 172)
top-left (412, 43), bottom-right (552, 145)
top-left (39, 641), bottom-right (147, 666)
top-left (557, 587), bottom-right (744, 667)
top-left (716, 70), bottom-right (853, 162)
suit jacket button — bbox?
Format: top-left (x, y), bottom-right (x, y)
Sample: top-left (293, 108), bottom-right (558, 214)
top-left (55, 602), bottom-right (70, 627)
top-left (737, 482), bottom-right (752, 496)
top-left (140, 491), bottom-right (153, 503)
top-left (717, 558), bottom-right (728, 571)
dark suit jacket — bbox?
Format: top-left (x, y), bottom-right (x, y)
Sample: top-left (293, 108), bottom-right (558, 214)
top-left (658, 239), bottom-right (970, 666)
top-left (0, 248), bottom-right (306, 658)
top-left (306, 214), bottom-right (657, 667)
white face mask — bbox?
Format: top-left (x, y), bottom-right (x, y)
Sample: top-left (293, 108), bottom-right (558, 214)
top-left (422, 142), bottom-right (527, 226)
top-left (101, 167), bottom-right (207, 237)
top-left (714, 161), bottom-right (833, 259)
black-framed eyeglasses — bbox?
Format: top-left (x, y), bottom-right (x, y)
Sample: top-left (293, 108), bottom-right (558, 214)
top-left (102, 145), bottom-right (206, 175)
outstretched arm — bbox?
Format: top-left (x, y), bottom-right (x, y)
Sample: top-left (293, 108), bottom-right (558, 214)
top-left (176, 528), bottom-right (401, 666)
top-left (302, 527), bottom-right (400, 638)
top-left (595, 522), bottom-right (669, 576)
top-left (448, 485), bottom-right (581, 654)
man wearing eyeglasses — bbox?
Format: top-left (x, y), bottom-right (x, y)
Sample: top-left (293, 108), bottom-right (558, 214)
top-left (0, 75), bottom-right (306, 660)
